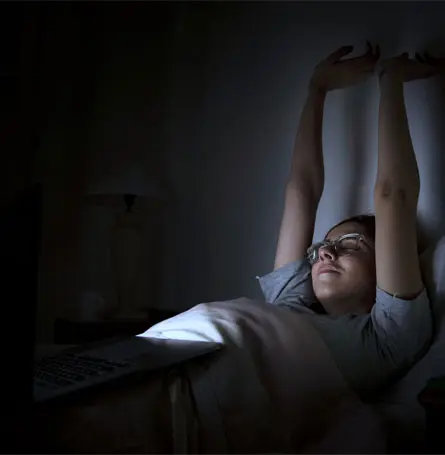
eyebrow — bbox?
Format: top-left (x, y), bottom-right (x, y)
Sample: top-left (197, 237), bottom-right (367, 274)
top-left (325, 233), bottom-right (363, 242)
top-left (324, 234), bottom-right (345, 241)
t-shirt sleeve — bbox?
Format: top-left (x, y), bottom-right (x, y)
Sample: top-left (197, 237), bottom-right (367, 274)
top-left (256, 258), bottom-right (318, 310)
top-left (371, 287), bottom-right (433, 368)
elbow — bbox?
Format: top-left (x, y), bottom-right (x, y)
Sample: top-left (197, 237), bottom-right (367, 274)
top-left (374, 180), bottom-right (419, 204)
top-left (286, 178), bottom-right (322, 207)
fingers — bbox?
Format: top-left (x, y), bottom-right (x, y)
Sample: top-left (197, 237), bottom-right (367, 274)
top-left (365, 41), bottom-right (380, 60)
top-left (424, 51), bottom-right (435, 59)
top-left (325, 45), bottom-right (354, 63)
top-left (338, 41), bottom-right (380, 66)
top-left (351, 42), bottom-right (379, 61)
top-left (415, 51), bottom-right (442, 75)
top-left (416, 51), bottom-right (444, 69)
top-left (365, 40), bottom-right (373, 56)
top-left (415, 52), bottom-right (426, 63)
top-left (366, 49), bottom-right (440, 82)
top-left (375, 44), bottom-right (381, 60)
top-left (321, 42), bottom-right (441, 80)
top-left (325, 41), bottom-right (380, 66)
top-left (419, 51), bottom-right (438, 63)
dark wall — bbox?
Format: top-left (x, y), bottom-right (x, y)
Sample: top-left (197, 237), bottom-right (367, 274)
top-left (4, 3), bottom-right (445, 341)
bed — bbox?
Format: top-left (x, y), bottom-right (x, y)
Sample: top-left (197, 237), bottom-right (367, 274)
top-left (31, 236), bottom-right (445, 453)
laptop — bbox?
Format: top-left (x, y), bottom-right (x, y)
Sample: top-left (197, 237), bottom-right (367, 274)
top-left (2, 183), bottom-right (221, 413)
top-left (34, 335), bottom-right (221, 403)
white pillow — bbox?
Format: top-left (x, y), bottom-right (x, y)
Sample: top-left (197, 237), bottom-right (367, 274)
top-left (375, 235), bottom-right (445, 450)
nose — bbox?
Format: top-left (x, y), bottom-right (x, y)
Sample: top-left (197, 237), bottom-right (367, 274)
top-left (318, 245), bottom-right (337, 262)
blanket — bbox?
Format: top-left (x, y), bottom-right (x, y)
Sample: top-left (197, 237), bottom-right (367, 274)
top-left (140, 297), bottom-right (386, 453)
top-left (32, 299), bottom-right (386, 453)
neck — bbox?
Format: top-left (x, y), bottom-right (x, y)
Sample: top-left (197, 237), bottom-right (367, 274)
top-left (321, 293), bottom-right (375, 316)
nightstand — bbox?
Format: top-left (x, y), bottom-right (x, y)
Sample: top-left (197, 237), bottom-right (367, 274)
top-left (54, 309), bottom-right (178, 344)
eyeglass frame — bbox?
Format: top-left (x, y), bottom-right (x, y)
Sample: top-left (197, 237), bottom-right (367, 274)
top-left (306, 232), bottom-right (374, 266)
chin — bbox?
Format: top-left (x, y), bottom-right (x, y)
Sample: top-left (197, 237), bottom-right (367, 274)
top-left (313, 277), bottom-right (341, 293)
top-left (313, 280), bottom-right (350, 302)
top-left (314, 287), bottom-right (344, 302)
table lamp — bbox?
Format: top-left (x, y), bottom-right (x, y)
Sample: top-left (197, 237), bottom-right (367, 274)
top-left (83, 187), bottom-right (164, 320)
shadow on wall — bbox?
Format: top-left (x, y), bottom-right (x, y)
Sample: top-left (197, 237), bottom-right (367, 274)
top-left (418, 38), bottom-right (445, 251)
top-left (344, 85), bottom-right (369, 217)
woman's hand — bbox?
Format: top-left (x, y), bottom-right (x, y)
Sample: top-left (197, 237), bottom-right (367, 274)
top-left (415, 51), bottom-right (445, 73)
top-left (309, 42), bottom-right (380, 93)
top-left (379, 52), bottom-right (438, 83)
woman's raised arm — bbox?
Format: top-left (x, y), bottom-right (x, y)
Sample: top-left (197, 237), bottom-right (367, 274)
top-left (374, 52), bottom-right (438, 299)
top-left (274, 43), bottom-right (380, 270)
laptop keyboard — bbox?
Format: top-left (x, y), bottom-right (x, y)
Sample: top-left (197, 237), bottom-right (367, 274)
top-left (35, 353), bottom-right (131, 390)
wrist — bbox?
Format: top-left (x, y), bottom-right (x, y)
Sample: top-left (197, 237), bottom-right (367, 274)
top-left (379, 70), bottom-right (403, 90)
top-left (308, 81), bottom-right (327, 99)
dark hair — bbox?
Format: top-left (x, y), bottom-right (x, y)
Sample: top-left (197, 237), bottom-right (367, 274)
top-left (324, 214), bottom-right (376, 241)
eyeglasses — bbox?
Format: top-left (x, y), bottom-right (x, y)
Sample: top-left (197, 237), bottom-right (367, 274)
top-left (306, 233), bottom-right (374, 266)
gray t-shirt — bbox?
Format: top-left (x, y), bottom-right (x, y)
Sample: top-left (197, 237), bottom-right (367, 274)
top-left (257, 258), bottom-right (433, 398)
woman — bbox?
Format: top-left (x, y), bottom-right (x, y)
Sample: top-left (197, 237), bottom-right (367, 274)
top-left (258, 43), bottom-right (443, 399)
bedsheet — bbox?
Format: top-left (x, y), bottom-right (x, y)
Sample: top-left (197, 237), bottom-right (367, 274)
top-left (139, 297), bottom-right (387, 453)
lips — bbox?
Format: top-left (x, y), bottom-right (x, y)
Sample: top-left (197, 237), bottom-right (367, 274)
top-left (318, 265), bottom-right (340, 275)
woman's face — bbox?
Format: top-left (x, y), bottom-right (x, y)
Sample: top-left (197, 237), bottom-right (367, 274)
top-left (311, 221), bottom-right (376, 314)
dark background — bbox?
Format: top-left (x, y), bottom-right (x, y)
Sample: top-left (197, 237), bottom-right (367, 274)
top-left (3, 2), bottom-right (445, 343)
